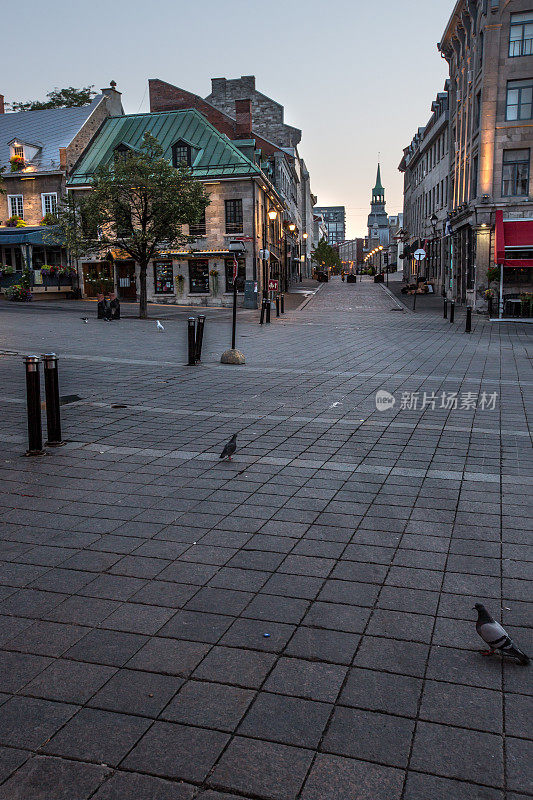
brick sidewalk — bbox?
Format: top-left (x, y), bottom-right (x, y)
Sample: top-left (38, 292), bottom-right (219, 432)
top-left (0, 279), bottom-right (531, 799)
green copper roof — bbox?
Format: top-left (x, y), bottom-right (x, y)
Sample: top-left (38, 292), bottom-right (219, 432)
top-left (68, 109), bottom-right (263, 185)
top-left (373, 163), bottom-right (384, 193)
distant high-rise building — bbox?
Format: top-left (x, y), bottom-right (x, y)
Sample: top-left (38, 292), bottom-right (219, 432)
top-left (313, 206), bottom-right (346, 245)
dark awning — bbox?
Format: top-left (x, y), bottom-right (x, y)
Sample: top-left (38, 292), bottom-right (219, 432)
top-left (0, 226), bottom-right (63, 246)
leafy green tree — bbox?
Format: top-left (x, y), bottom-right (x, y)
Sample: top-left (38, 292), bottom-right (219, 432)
top-left (10, 86), bottom-right (96, 112)
top-left (311, 238), bottom-right (341, 271)
top-left (51, 132), bottom-right (209, 318)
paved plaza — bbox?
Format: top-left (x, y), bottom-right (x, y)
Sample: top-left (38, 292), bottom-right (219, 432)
top-left (0, 277), bottom-right (531, 800)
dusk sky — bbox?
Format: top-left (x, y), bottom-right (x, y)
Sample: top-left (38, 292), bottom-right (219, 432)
top-left (6, 0), bottom-right (452, 238)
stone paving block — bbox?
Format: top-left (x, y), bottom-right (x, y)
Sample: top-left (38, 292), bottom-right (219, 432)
top-left (284, 626), bottom-right (360, 665)
top-left (43, 707), bottom-right (151, 765)
top-left (300, 753), bottom-right (404, 800)
top-left (242, 594), bottom-right (309, 624)
top-left (322, 706), bottom-right (415, 767)
top-left (317, 579), bottom-right (380, 607)
top-left (0, 747), bottom-right (29, 784)
top-left (220, 617), bottom-right (295, 652)
top-left (506, 736), bottom-right (533, 794)
top-left (237, 691), bottom-right (332, 748)
top-left (208, 736), bottom-right (314, 800)
top-left (126, 636), bottom-right (210, 676)
top-left (161, 679), bottom-right (254, 731)
top-left (159, 609), bottom-right (233, 642)
top-left (366, 609), bottom-right (434, 643)
top-left (7, 620), bottom-right (91, 657)
top-left (419, 680), bottom-right (503, 732)
top-left (64, 629), bottom-right (148, 667)
top-left (88, 668), bottom-right (183, 716)
top-left (185, 587), bottom-right (253, 615)
top-left (426, 645), bottom-right (502, 690)
top-left (22, 659), bottom-right (116, 703)
top-left (339, 667), bottom-right (423, 717)
top-left (192, 645), bottom-right (276, 688)
top-left (0, 696), bottom-right (78, 749)
top-left (91, 771), bottom-right (196, 799)
top-left (403, 772), bottom-right (504, 800)
top-left (264, 657), bottom-right (347, 702)
top-left (260, 573), bottom-right (323, 599)
top-left (0, 650), bottom-right (52, 692)
top-left (353, 636), bottom-right (429, 677)
top-left (122, 721), bottom-right (229, 782)
top-left (410, 721), bottom-right (504, 786)
top-left (0, 755), bottom-right (110, 800)
top-left (302, 601), bottom-right (370, 633)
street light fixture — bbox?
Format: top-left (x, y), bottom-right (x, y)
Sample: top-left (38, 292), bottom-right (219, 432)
top-left (268, 210), bottom-right (278, 221)
top-left (289, 223), bottom-right (296, 232)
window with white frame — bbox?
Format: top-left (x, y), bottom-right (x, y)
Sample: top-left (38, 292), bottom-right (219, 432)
top-left (41, 193), bottom-right (58, 217)
top-left (13, 145), bottom-right (24, 159)
top-left (8, 195), bottom-right (24, 219)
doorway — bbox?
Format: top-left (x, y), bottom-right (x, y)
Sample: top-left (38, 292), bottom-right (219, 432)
top-left (116, 261), bottom-right (137, 300)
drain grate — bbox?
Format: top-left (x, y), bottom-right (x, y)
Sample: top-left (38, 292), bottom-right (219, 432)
top-left (59, 394), bottom-right (82, 406)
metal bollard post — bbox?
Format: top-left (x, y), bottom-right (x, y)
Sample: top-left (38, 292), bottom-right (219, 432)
top-left (195, 315), bottom-right (206, 362)
top-left (275, 296), bottom-right (280, 317)
top-left (450, 301), bottom-right (455, 323)
top-left (280, 294), bottom-right (285, 314)
top-left (187, 317), bottom-right (197, 365)
top-left (42, 353), bottom-right (64, 446)
top-left (443, 299), bottom-right (448, 319)
top-left (23, 356), bottom-right (45, 456)
top-left (465, 306), bottom-right (472, 333)
top-left (260, 299), bottom-right (265, 325)
top-left (266, 298), bottom-right (271, 324)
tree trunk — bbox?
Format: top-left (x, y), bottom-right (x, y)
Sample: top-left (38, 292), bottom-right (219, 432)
top-left (139, 261), bottom-right (148, 319)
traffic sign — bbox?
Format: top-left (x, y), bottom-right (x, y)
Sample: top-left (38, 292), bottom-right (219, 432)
top-left (414, 249), bottom-right (426, 261)
top-left (268, 279), bottom-right (279, 291)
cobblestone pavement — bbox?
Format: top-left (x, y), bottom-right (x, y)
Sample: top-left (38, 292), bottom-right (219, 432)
top-left (0, 277), bottom-right (531, 800)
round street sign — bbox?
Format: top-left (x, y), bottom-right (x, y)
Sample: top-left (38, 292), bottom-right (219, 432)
top-left (414, 249), bottom-right (426, 261)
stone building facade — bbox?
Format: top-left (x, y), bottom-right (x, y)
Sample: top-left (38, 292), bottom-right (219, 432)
top-left (0, 85), bottom-right (122, 296)
top-left (149, 76), bottom-right (316, 284)
top-left (438, 0), bottom-right (533, 308)
top-left (399, 88), bottom-right (451, 286)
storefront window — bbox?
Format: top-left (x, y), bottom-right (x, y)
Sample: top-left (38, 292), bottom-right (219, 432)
top-left (154, 261), bottom-right (174, 294)
top-left (189, 259), bottom-right (209, 293)
top-left (224, 258), bottom-right (246, 292)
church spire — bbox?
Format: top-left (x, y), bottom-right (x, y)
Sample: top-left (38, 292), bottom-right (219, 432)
top-left (372, 163), bottom-right (385, 204)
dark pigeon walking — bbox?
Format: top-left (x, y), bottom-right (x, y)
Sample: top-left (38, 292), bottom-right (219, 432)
top-left (474, 603), bottom-right (530, 665)
top-left (220, 433), bottom-right (237, 461)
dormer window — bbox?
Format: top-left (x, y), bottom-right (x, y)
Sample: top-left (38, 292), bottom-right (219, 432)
top-left (113, 143), bottom-right (133, 162)
top-left (172, 141), bottom-right (192, 168)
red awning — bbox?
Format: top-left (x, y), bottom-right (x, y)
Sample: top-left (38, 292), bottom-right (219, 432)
top-left (494, 209), bottom-right (533, 267)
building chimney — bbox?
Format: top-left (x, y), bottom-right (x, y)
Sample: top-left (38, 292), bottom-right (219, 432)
top-left (0, 95), bottom-right (4, 114)
top-left (235, 99), bottom-right (252, 139)
top-left (101, 81), bottom-right (124, 116)
top-left (59, 147), bottom-right (67, 170)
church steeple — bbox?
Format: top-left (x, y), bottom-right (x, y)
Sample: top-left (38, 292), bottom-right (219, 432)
top-left (372, 163), bottom-right (385, 205)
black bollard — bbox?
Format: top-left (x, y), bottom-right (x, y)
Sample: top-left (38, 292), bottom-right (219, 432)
top-left (260, 299), bottom-right (266, 325)
top-left (266, 298), bottom-right (271, 324)
top-left (443, 298), bottom-right (448, 319)
top-left (280, 294), bottom-right (285, 314)
top-left (450, 301), bottom-right (455, 323)
top-left (187, 317), bottom-right (197, 365)
top-left (275, 296), bottom-right (280, 317)
top-left (24, 356), bottom-right (45, 456)
top-left (465, 306), bottom-right (472, 333)
top-left (195, 315), bottom-right (206, 362)
top-left (42, 353), bottom-right (64, 446)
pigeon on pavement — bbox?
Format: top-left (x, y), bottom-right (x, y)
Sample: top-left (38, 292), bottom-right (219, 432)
top-left (81, 317), bottom-right (89, 323)
top-left (156, 320), bottom-right (165, 331)
top-left (220, 433), bottom-right (237, 461)
top-left (474, 603), bottom-right (530, 665)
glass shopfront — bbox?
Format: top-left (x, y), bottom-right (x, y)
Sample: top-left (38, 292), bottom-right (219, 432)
top-left (154, 261), bottom-right (174, 294)
top-left (189, 259), bottom-right (209, 293)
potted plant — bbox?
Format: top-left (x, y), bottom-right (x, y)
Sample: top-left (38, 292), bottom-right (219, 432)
top-left (209, 268), bottom-right (219, 295)
top-left (9, 155), bottom-right (25, 172)
top-left (40, 213), bottom-right (58, 226)
top-left (5, 215), bottom-right (27, 228)
top-left (5, 283), bottom-right (32, 301)
top-left (0, 265), bottom-right (15, 278)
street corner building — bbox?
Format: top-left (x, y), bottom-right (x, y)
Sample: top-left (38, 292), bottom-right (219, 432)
top-left (68, 75), bottom-right (317, 308)
top-left (399, 0), bottom-right (533, 319)
top-left (0, 85), bottom-right (123, 298)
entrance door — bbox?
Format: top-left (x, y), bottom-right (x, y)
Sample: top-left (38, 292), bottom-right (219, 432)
top-left (116, 261), bottom-right (137, 300)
